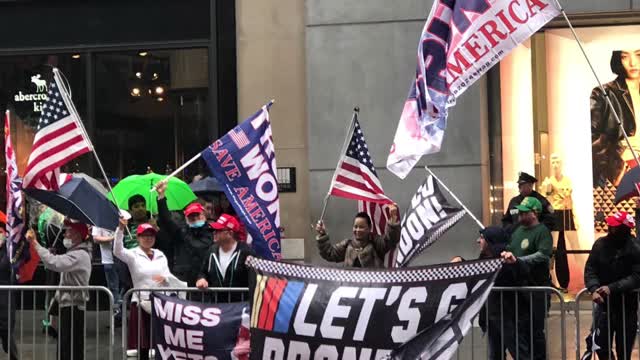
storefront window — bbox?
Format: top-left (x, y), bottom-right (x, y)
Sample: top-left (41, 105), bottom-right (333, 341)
top-left (94, 48), bottom-right (209, 182)
top-left (497, 24), bottom-right (640, 292)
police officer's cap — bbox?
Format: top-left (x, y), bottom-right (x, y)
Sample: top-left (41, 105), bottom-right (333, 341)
top-left (517, 172), bottom-right (537, 185)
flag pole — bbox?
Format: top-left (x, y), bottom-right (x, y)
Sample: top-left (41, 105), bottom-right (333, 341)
top-left (319, 107), bottom-right (359, 222)
top-left (424, 166), bottom-right (485, 229)
top-left (54, 69), bottom-right (133, 236)
top-left (551, 0), bottom-right (640, 170)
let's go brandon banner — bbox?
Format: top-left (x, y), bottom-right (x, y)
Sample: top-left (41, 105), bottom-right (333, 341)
top-left (246, 256), bottom-right (502, 359)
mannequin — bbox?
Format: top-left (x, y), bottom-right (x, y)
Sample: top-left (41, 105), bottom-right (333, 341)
top-left (542, 154), bottom-right (576, 292)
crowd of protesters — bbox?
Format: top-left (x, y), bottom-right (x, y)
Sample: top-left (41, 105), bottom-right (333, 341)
top-left (0, 169), bottom-right (639, 359)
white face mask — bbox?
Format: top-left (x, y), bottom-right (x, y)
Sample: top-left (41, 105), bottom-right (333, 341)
top-left (63, 238), bottom-right (73, 249)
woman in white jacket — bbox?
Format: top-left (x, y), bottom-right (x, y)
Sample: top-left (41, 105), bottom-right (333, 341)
top-left (113, 218), bottom-right (181, 360)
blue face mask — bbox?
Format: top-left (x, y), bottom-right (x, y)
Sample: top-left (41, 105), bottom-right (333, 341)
top-left (189, 220), bottom-right (206, 228)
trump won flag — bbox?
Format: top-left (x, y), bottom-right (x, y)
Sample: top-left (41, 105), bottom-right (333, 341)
top-left (201, 102), bottom-right (281, 260)
top-left (387, 0), bottom-right (560, 178)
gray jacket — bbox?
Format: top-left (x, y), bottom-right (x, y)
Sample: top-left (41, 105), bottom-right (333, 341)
top-left (35, 241), bottom-right (92, 308)
top-left (317, 222), bottom-right (400, 268)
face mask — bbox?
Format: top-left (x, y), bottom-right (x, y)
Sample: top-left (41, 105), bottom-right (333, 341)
top-left (63, 238), bottom-right (73, 249)
top-left (189, 220), bottom-right (206, 228)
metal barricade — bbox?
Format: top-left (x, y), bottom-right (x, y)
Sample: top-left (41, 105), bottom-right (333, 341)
top-left (121, 287), bottom-right (249, 360)
top-left (574, 288), bottom-right (640, 360)
top-left (453, 286), bottom-right (567, 360)
top-left (0, 285), bottom-right (114, 360)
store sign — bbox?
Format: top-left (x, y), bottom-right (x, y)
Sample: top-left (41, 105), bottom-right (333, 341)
top-left (13, 74), bottom-right (49, 113)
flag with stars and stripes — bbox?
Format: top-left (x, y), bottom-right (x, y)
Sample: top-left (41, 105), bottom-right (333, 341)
top-left (329, 116), bottom-right (393, 205)
top-left (23, 70), bottom-right (91, 190)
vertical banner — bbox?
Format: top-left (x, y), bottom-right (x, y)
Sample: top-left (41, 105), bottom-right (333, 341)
top-left (246, 256), bottom-right (502, 359)
top-left (151, 293), bottom-right (248, 360)
top-left (201, 102), bottom-right (281, 260)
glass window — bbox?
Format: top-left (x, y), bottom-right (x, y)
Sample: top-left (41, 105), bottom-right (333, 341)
top-left (94, 48), bottom-right (209, 182)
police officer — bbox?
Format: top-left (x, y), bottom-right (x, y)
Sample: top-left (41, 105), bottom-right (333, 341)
top-left (502, 172), bottom-right (555, 234)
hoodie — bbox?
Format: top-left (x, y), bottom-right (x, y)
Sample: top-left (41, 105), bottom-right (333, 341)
top-left (35, 240), bottom-right (92, 308)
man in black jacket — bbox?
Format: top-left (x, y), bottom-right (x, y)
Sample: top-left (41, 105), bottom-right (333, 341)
top-left (581, 211), bottom-right (640, 360)
top-left (502, 172), bottom-right (555, 234)
top-left (196, 214), bottom-right (255, 301)
top-left (156, 180), bottom-right (214, 287)
top-left (478, 226), bottom-right (530, 360)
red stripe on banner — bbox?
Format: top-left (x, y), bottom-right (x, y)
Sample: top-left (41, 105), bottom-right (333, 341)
top-left (330, 188), bottom-right (392, 204)
top-left (258, 278), bottom-right (278, 330)
top-left (334, 175), bottom-right (379, 194)
top-left (264, 278), bottom-right (287, 331)
top-left (24, 147), bottom-right (90, 189)
top-left (339, 162), bottom-right (385, 194)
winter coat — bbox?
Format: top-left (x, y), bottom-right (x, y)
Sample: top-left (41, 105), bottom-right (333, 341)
top-left (35, 240), bottom-right (92, 308)
top-left (157, 198), bottom-right (214, 286)
top-left (591, 77), bottom-right (637, 187)
top-left (0, 244), bottom-right (16, 330)
top-left (584, 234), bottom-right (640, 309)
top-left (198, 241), bottom-right (256, 289)
top-left (501, 191), bottom-right (555, 234)
top-left (113, 228), bottom-right (183, 303)
top-left (316, 222), bottom-right (400, 268)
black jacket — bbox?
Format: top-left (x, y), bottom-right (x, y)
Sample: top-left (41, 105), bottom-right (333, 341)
top-left (157, 198), bottom-right (214, 286)
top-left (584, 234), bottom-right (640, 308)
top-left (501, 191), bottom-right (555, 233)
top-left (198, 241), bottom-right (256, 289)
top-left (591, 77), bottom-right (636, 187)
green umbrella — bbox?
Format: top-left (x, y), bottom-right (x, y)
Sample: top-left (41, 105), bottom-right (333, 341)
top-left (108, 173), bottom-right (197, 214)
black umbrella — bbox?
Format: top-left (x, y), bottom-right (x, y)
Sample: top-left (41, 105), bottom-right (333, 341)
top-left (24, 177), bottom-right (120, 230)
top-left (614, 166), bottom-right (640, 204)
top-left (189, 176), bottom-right (223, 195)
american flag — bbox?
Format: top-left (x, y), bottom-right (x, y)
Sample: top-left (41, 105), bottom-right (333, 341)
top-left (329, 118), bottom-right (393, 204)
top-left (230, 128), bottom-right (250, 149)
top-left (22, 71), bottom-right (91, 190)
top-left (4, 111), bottom-right (25, 258)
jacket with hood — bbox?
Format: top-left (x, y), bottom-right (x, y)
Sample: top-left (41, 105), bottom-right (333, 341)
top-left (316, 221), bottom-right (400, 268)
top-left (34, 240), bottom-right (92, 308)
top-left (198, 241), bottom-right (256, 289)
top-left (477, 226), bottom-right (531, 334)
top-left (157, 198), bottom-right (214, 286)
top-left (584, 232), bottom-right (640, 308)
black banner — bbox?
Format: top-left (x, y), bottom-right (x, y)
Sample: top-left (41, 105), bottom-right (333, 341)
top-left (151, 293), bottom-right (249, 360)
top-left (395, 175), bottom-right (466, 267)
top-left (246, 256), bottom-right (501, 359)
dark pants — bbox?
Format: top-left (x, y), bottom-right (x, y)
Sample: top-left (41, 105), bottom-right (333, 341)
top-left (582, 302), bottom-right (637, 360)
top-left (0, 289), bottom-right (18, 360)
top-left (517, 292), bottom-right (549, 360)
top-left (59, 306), bottom-right (85, 360)
top-left (103, 264), bottom-right (122, 307)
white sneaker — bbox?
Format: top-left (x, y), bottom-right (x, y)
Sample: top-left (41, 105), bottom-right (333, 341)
top-left (126, 350), bottom-right (138, 357)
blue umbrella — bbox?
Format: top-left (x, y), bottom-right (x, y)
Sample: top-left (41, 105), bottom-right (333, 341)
top-left (614, 166), bottom-right (640, 204)
top-left (189, 176), bottom-right (223, 195)
top-left (24, 177), bottom-right (120, 230)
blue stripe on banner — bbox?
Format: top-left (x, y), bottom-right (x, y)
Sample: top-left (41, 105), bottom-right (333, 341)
top-left (273, 281), bottom-right (305, 333)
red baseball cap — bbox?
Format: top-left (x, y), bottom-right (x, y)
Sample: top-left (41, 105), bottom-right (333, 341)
top-left (210, 214), bottom-right (240, 232)
top-left (136, 223), bottom-right (158, 235)
top-left (606, 211), bottom-right (636, 229)
top-left (184, 202), bottom-right (205, 217)
top-left (63, 219), bottom-right (89, 239)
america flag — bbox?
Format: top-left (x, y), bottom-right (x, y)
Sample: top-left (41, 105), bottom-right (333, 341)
top-left (23, 70), bottom-right (91, 190)
top-left (4, 111), bottom-right (25, 259)
top-left (329, 117), bottom-right (393, 204)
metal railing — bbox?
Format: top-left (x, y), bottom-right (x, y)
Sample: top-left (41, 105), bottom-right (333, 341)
top-left (120, 287), bottom-right (250, 360)
top-left (0, 285), bottom-right (114, 360)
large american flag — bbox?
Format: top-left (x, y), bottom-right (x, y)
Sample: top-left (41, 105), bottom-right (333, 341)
top-left (22, 71), bottom-right (91, 190)
top-left (5, 111), bottom-right (25, 257)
